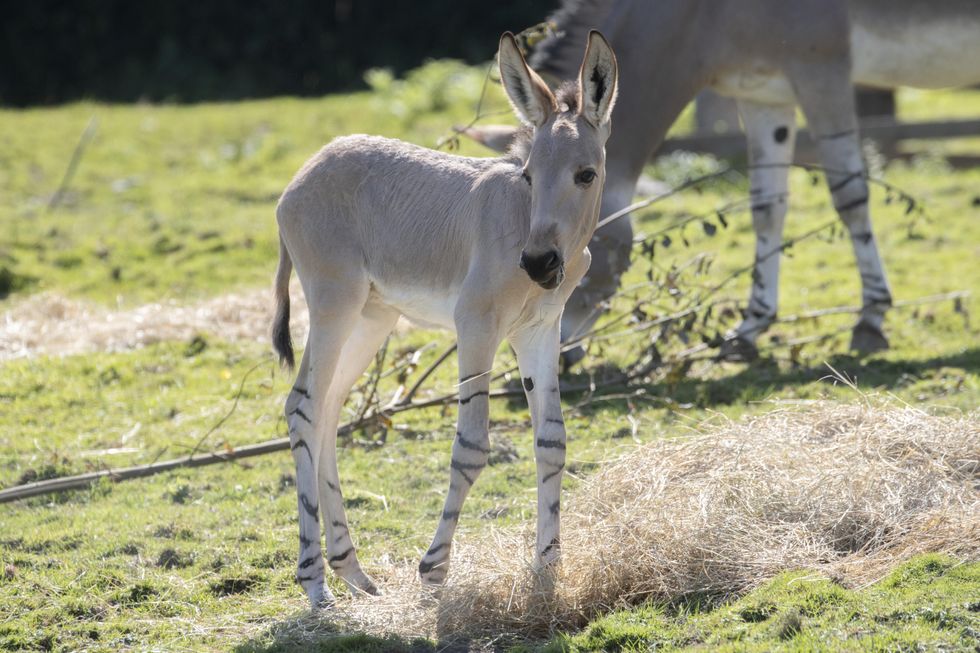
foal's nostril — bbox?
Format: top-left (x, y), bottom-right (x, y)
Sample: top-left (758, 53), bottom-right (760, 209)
top-left (541, 250), bottom-right (560, 272)
top-left (520, 248), bottom-right (563, 284)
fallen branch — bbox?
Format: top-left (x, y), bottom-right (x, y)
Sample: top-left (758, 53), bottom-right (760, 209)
top-left (47, 115), bottom-right (99, 212)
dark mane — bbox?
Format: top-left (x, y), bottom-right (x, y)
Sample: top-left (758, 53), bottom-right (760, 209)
top-left (530, 0), bottom-right (614, 79)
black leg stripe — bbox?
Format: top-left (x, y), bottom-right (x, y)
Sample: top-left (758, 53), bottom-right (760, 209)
top-left (459, 390), bottom-right (489, 405)
top-left (545, 417), bottom-right (564, 426)
top-left (536, 438), bottom-right (566, 450)
top-left (542, 465), bottom-right (564, 484)
top-left (325, 479), bottom-right (339, 493)
top-left (300, 494), bottom-right (319, 519)
top-left (835, 196), bottom-right (869, 212)
top-left (456, 432), bottom-right (490, 454)
top-left (328, 547), bottom-right (353, 567)
top-left (299, 535), bottom-right (314, 548)
top-left (330, 520), bottom-right (347, 530)
top-left (829, 171), bottom-right (862, 193)
top-left (549, 499), bottom-right (560, 515)
top-left (297, 574), bottom-right (320, 583)
top-left (299, 552), bottom-right (321, 569)
top-left (426, 541), bottom-right (449, 557)
top-left (451, 463), bottom-right (475, 486)
top-left (419, 558), bottom-right (444, 575)
top-left (442, 510), bottom-right (460, 521)
top-left (290, 439), bottom-right (312, 461)
top-left (291, 387), bottom-right (311, 398)
top-left (291, 408), bottom-right (312, 424)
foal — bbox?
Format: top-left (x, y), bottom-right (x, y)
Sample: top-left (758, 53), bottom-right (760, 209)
top-left (271, 31), bottom-right (618, 607)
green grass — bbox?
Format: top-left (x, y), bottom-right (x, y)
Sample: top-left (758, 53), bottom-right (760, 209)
top-left (1, 62), bottom-right (978, 651)
top-left (546, 555), bottom-right (980, 652)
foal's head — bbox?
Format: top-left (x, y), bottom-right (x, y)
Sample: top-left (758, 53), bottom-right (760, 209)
top-left (499, 30), bottom-right (618, 290)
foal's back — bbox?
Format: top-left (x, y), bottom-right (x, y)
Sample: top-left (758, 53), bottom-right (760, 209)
top-left (278, 135), bottom-right (527, 295)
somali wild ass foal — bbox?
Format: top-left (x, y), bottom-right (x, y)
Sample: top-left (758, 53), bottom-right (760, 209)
top-left (271, 31), bottom-right (618, 607)
top-left (478, 0), bottom-right (980, 363)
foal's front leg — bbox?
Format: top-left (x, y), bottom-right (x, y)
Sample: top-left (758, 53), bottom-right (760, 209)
top-left (418, 320), bottom-right (498, 585)
top-left (511, 318), bottom-right (565, 568)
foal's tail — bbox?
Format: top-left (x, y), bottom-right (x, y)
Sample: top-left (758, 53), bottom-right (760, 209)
top-left (271, 235), bottom-right (295, 370)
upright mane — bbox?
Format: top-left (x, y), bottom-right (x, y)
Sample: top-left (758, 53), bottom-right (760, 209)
top-left (530, 0), bottom-right (614, 80)
top-left (505, 81), bottom-right (582, 165)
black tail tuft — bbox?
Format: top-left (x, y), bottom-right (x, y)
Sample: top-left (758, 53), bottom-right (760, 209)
top-left (272, 300), bottom-right (294, 370)
top-left (271, 235), bottom-right (295, 370)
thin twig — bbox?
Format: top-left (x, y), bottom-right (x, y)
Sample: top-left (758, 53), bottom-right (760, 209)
top-left (47, 116), bottom-right (99, 212)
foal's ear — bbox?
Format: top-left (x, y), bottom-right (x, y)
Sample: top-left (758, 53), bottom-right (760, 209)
top-left (578, 30), bottom-right (618, 129)
top-left (498, 32), bottom-right (557, 127)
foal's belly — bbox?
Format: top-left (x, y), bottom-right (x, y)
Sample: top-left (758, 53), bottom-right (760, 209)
top-left (371, 282), bottom-right (459, 331)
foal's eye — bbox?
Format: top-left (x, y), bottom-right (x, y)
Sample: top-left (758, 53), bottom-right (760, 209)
top-left (575, 169), bottom-right (597, 186)
top-left (521, 171), bottom-right (532, 186)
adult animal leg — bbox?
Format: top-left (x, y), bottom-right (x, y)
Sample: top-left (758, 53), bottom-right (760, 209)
top-left (316, 301), bottom-right (398, 597)
top-left (510, 318), bottom-right (566, 569)
top-left (418, 305), bottom-right (500, 585)
top-left (559, 182), bottom-right (635, 368)
top-left (722, 101), bottom-right (797, 361)
top-left (285, 278), bottom-right (368, 609)
top-left (791, 64), bottom-right (892, 353)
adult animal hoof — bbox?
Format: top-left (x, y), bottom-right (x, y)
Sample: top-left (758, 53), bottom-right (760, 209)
top-left (851, 320), bottom-right (889, 354)
top-left (718, 336), bottom-right (759, 362)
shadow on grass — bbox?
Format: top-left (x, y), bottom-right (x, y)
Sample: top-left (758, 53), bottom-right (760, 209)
top-left (552, 346), bottom-right (980, 414)
top-left (232, 611), bottom-right (486, 653)
top-left (232, 615), bottom-right (437, 653)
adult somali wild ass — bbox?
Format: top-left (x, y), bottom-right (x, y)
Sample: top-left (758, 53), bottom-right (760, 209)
top-left (478, 0), bottom-right (980, 363)
top-left (271, 31), bottom-right (618, 607)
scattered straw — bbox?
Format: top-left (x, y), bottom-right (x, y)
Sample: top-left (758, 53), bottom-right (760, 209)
top-left (0, 282), bottom-right (315, 361)
top-left (333, 402), bottom-right (978, 643)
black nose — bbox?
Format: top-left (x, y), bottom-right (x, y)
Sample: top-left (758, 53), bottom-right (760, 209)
top-left (520, 249), bottom-right (563, 283)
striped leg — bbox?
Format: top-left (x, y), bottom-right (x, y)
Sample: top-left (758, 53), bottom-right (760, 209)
top-left (317, 302), bottom-right (398, 596)
top-left (418, 316), bottom-right (499, 585)
top-left (511, 318), bottom-right (565, 568)
top-left (285, 346), bottom-right (331, 607)
top-left (791, 65), bottom-right (892, 353)
top-left (286, 281), bottom-right (367, 609)
top-left (723, 101), bottom-right (797, 361)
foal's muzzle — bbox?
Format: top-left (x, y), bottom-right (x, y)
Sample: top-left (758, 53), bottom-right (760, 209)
top-left (520, 249), bottom-right (564, 290)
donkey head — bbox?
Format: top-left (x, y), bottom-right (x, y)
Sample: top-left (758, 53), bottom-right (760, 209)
top-left (499, 30), bottom-right (618, 289)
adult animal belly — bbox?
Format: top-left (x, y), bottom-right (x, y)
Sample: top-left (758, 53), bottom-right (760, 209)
top-left (851, 21), bottom-right (980, 89)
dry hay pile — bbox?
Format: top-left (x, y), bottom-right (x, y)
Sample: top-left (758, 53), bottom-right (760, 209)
top-left (0, 280), bottom-right (310, 361)
top-left (339, 402), bottom-right (979, 641)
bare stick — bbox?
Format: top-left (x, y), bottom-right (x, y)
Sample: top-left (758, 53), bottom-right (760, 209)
top-left (396, 342), bottom-right (457, 406)
top-left (47, 116), bottom-right (99, 212)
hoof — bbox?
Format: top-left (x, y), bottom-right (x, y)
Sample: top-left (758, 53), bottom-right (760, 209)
top-left (343, 571), bottom-right (381, 597)
top-left (851, 320), bottom-right (889, 354)
top-left (418, 558), bottom-right (449, 586)
top-left (718, 336), bottom-right (759, 362)
top-left (309, 584), bottom-right (336, 611)
top-left (560, 345), bottom-right (586, 372)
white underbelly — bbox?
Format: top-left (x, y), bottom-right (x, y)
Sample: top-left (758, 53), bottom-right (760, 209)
top-left (372, 283), bottom-right (458, 331)
top-left (710, 69), bottom-right (796, 105)
top-left (851, 21), bottom-right (980, 89)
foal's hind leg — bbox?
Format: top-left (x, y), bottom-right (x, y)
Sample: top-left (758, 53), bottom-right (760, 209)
top-left (790, 63), bottom-right (892, 353)
top-left (316, 301), bottom-right (398, 596)
top-left (723, 101), bottom-right (797, 361)
top-left (286, 279), bottom-right (369, 608)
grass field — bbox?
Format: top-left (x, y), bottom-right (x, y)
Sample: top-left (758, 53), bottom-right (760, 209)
top-left (1, 60), bottom-right (978, 651)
